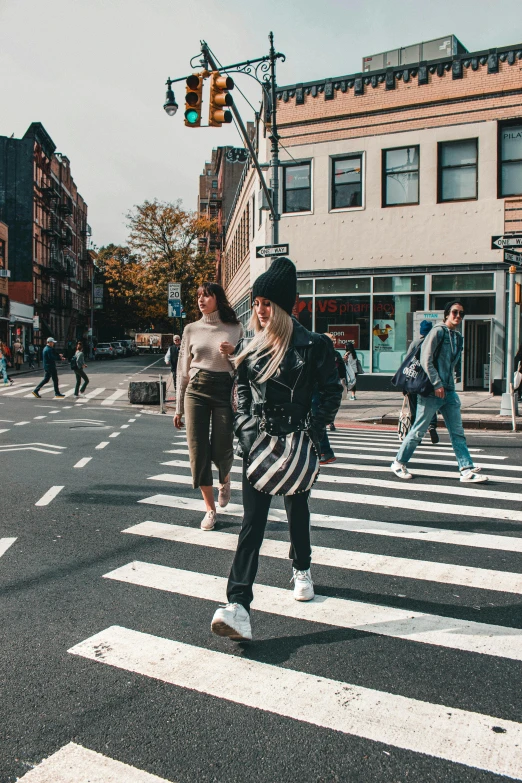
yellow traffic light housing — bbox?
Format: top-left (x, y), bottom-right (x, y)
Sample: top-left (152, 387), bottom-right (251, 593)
top-left (209, 71), bottom-right (234, 127)
top-left (185, 73), bottom-right (204, 127)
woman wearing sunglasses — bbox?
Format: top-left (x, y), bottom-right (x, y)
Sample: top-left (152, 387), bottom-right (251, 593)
top-left (391, 300), bottom-right (488, 484)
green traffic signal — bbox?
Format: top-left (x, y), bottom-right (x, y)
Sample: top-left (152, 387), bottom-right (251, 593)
top-left (185, 109), bottom-right (200, 125)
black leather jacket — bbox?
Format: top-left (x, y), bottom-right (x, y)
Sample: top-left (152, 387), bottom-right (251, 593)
top-left (233, 319), bottom-right (342, 457)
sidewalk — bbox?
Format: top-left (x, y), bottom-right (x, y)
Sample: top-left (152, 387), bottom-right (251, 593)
top-left (335, 391), bottom-right (521, 431)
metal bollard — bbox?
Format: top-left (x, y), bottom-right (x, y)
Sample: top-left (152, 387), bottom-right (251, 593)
top-left (159, 373), bottom-right (166, 414)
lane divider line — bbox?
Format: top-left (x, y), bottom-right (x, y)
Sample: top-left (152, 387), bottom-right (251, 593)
top-left (35, 486), bottom-right (64, 506)
top-left (74, 457), bottom-right (92, 469)
top-left (95, 442), bottom-right (110, 450)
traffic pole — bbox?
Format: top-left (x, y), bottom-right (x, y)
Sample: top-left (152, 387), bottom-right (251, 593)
top-left (500, 265), bottom-right (519, 416)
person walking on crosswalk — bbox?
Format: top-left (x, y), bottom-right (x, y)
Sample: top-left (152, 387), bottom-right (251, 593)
top-left (173, 283), bottom-right (243, 531)
top-left (31, 337), bottom-right (65, 399)
top-left (391, 301), bottom-right (488, 483)
top-left (211, 258), bottom-right (342, 642)
top-left (405, 319), bottom-right (439, 445)
top-left (164, 335), bottom-right (181, 393)
top-left (72, 341), bottom-right (89, 397)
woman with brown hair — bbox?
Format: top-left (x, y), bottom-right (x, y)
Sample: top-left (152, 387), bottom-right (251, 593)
top-left (174, 282), bottom-right (243, 530)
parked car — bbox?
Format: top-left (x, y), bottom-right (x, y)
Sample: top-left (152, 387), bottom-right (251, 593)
top-left (111, 342), bottom-right (125, 358)
top-left (94, 343), bottom-right (116, 360)
top-left (119, 339), bottom-right (137, 356)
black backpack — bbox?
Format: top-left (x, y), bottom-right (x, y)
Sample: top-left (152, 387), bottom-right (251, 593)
top-left (391, 330), bottom-right (444, 397)
top-left (70, 355), bottom-right (78, 371)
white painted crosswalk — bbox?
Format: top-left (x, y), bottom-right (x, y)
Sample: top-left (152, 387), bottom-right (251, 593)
top-left (64, 425), bottom-right (522, 780)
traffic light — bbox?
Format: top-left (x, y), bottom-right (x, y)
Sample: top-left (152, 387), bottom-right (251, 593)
top-left (185, 73), bottom-right (204, 127)
top-left (208, 71), bottom-right (234, 127)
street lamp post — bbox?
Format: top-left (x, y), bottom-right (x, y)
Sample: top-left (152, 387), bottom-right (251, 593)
top-left (163, 33), bottom-right (285, 246)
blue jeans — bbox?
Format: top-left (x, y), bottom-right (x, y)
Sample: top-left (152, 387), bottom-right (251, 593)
top-left (396, 391), bottom-right (474, 471)
top-left (1, 366), bottom-right (8, 383)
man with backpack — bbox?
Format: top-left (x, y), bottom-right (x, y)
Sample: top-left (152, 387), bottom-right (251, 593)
top-left (391, 300), bottom-right (488, 484)
top-left (31, 337), bottom-right (65, 399)
top-left (164, 335), bottom-right (181, 391)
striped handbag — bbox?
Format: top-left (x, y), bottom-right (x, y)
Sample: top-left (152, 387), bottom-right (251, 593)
top-left (246, 427), bottom-right (320, 496)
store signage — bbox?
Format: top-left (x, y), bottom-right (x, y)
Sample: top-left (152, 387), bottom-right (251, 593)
top-left (503, 249), bottom-right (522, 266)
top-left (328, 324), bottom-right (360, 350)
top-left (225, 148), bottom-right (249, 164)
top-left (33, 315), bottom-right (40, 330)
top-left (373, 320), bottom-right (395, 352)
top-left (492, 234), bottom-right (522, 249)
top-left (256, 244), bottom-right (290, 259)
top-left (93, 284), bottom-right (104, 310)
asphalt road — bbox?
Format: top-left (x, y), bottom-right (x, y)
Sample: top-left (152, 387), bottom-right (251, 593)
top-left (1, 359), bottom-right (522, 782)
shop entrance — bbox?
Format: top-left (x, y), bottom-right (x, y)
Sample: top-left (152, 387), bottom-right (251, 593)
top-left (464, 320), bottom-right (491, 390)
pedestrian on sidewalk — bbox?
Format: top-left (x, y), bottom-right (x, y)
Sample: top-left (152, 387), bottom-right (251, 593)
top-left (0, 347), bottom-right (13, 385)
top-left (12, 338), bottom-right (23, 371)
top-left (514, 342), bottom-right (522, 402)
top-left (173, 283), bottom-right (243, 531)
top-left (211, 258), bottom-right (342, 642)
top-left (164, 335), bottom-right (181, 393)
top-left (404, 320), bottom-right (439, 445)
top-left (344, 342), bottom-right (358, 400)
top-left (314, 332), bottom-right (345, 462)
top-left (391, 301), bottom-right (488, 483)
top-left (72, 341), bottom-right (89, 397)
top-left (32, 337), bottom-right (65, 399)
top-left (27, 342), bottom-right (36, 369)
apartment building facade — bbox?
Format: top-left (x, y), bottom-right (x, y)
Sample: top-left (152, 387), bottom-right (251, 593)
top-left (223, 37), bottom-right (522, 392)
top-left (0, 123), bottom-right (93, 350)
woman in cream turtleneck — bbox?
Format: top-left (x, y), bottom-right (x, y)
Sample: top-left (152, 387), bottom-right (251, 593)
top-left (174, 282), bottom-right (243, 530)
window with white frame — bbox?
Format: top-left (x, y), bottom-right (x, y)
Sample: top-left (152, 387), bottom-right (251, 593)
top-left (331, 155), bottom-right (363, 209)
top-left (438, 139), bottom-right (478, 202)
top-left (282, 162), bottom-right (311, 213)
top-left (383, 146), bottom-right (419, 206)
top-left (499, 123), bottom-right (522, 197)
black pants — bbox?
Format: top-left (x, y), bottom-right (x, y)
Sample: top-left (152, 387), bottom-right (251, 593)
top-left (74, 369), bottom-right (89, 395)
top-left (34, 368), bottom-right (59, 394)
top-left (226, 462), bottom-right (312, 611)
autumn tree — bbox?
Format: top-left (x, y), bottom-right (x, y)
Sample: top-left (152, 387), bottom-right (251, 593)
top-left (94, 244), bottom-right (144, 338)
top-left (126, 199), bottom-right (218, 325)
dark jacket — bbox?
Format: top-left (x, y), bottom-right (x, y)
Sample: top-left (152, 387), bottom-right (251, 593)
top-left (169, 344), bottom-right (180, 371)
top-left (234, 319), bottom-right (342, 457)
top-left (42, 345), bottom-right (57, 372)
top-left (515, 347), bottom-right (522, 370)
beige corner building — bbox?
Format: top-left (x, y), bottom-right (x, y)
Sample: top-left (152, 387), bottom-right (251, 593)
top-left (223, 35), bottom-right (522, 392)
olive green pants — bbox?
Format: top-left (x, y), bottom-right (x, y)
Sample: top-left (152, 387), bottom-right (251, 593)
top-left (185, 370), bottom-right (234, 488)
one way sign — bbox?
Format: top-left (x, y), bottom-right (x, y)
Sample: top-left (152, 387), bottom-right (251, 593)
top-left (256, 243), bottom-right (290, 259)
top-left (492, 234), bottom-right (522, 249)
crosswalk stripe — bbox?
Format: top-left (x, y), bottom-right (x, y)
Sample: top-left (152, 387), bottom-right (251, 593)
top-left (101, 390), bottom-right (127, 405)
top-left (329, 433), bottom-right (484, 453)
top-left (68, 625), bottom-right (522, 779)
top-left (0, 382), bottom-right (33, 394)
top-left (160, 459), bottom-right (522, 503)
top-left (16, 741), bottom-right (172, 782)
top-left (83, 387), bottom-right (105, 400)
top-left (311, 449), bottom-right (522, 473)
top-left (105, 561), bottom-right (522, 661)
top-left (138, 493), bottom-right (522, 552)
top-left (124, 522), bottom-right (522, 593)
top-left (0, 537), bottom-right (16, 558)
top-left (325, 443), bottom-right (507, 460)
top-left (148, 472), bottom-right (522, 522)
top-left (313, 459), bottom-right (519, 484)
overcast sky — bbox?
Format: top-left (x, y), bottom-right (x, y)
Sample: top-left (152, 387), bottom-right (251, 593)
top-left (1, 0), bottom-right (521, 248)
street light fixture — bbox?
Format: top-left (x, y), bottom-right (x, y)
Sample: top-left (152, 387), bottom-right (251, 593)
top-left (163, 79), bottom-right (178, 116)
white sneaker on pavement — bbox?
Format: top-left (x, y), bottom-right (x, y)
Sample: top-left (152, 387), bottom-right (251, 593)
top-left (292, 568), bottom-right (314, 601)
top-left (218, 479), bottom-right (231, 508)
top-left (201, 510), bottom-right (216, 531)
top-left (391, 460), bottom-right (413, 480)
top-left (460, 468), bottom-right (489, 483)
top-left (211, 603), bottom-right (252, 641)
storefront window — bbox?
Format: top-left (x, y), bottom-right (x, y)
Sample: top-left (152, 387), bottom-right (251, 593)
top-left (372, 294), bottom-right (425, 373)
top-left (316, 277), bottom-right (370, 295)
top-left (314, 295), bottom-right (371, 370)
top-left (430, 295), bottom-right (495, 315)
top-left (297, 279), bottom-right (313, 295)
top-left (432, 273), bottom-right (494, 292)
top-left (374, 275), bottom-right (425, 293)
top-left (295, 297), bottom-right (313, 331)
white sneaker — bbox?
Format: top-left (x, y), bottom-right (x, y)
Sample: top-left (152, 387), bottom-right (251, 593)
top-left (350, 394), bottom-right (356, 400)
top-left (391, 460), bottom-right (413, 480)
top-left (211, 603), bottom-right (252, 641)
top-left (460, 469), bottom-right (489, 483)
top-left (201, 510), bottom-right (216, 531)
top-left (218, 479), bottom-right (231, 508)
top-left (292, 568), bottom-right (314, 601)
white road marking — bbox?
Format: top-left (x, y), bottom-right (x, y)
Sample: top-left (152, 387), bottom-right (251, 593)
top-left (74, 457), bottom-right (92, 468)
top-left (0, 382), bottom-right (33, 394)
top-left (16, 741), bottom-right (172, 782)
top-left (330, 433), bottom-right (484, 453)
top-left (0, 428), bottom-right (10, 434)
top-left (148, 472), bottom-right (520, 522)
top-left (33, 415), bottom-right (47, 419)
top-left (109, 432), bottom-right (120, 438)
top-left (159, 458), bottom-right (522, 503)
top-left (120, 424), bottom-right (129, 429)
top-left (14, 421), bottom-right (30, 426)
top-left (101, 390), bottom-right (127, 406)
top-left (128, 418), bottom-right (136, 422)
top-left (68, 625), bottom-right (522, 779)
top-left (0, 538), bottom-right (16, 559)
top-left (135, 492), bottom-right (522, 553)
top-left (95, 441), bottom-right (110, 449)
top-left (328, 443), bottom-right (507, 460)
top-left (82, 387), bottom-right (105, 400)
top-left (125, 522), bottom-right (522, 594)
top-left (106, 562), bottom-right (522, 662)
top-left (314, 459), bottom-right (519, 484)
top-left (35, 486), bottom-right (64, 506)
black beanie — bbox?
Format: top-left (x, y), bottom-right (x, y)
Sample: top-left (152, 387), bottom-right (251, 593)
top-left (443, 300), bottom-right (465, 320)
top-left (252, 257), bottom-right (297, 315)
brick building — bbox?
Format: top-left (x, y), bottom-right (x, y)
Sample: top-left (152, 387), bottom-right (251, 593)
top-left (0, 221), bottom-right (9, 344)
top-left (223, 36), bottom-right (522, 392)
top-left (0, 123), bottom-right (93, 351)
top-left (197, 139), bottom-right (252, 284)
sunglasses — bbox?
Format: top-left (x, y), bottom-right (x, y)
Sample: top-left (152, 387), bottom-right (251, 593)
top-left (450, 309), bottom-right (465, 318)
